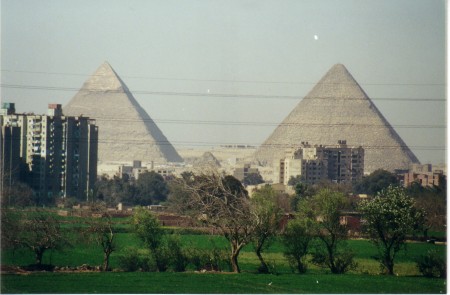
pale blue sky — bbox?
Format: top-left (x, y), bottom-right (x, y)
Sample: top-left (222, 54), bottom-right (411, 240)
top-left (1, 0), bottom-right (446, 164)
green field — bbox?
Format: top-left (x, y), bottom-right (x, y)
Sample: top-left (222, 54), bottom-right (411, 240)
top-left (1, 214), bottom-right (446, 293)
top-left (1, 272), bottom-right (446, 294)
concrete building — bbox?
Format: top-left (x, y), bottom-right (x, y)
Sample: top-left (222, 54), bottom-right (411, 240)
top-left (118, 160), bottom-right (174, 181)
top-left (402, 163), bottom-right (446, 188)
top-left (275, 140), bottom-right (364, 185)
top-left (1, 116), bottom-right (22, 197)
top-left (1, 103), bottom-right (98, 202)
top-left (233, 163), bottom-right (260, 182)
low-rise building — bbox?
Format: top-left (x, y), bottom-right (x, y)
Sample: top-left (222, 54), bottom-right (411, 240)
top-left (402, 164), bottom-right (446, 188)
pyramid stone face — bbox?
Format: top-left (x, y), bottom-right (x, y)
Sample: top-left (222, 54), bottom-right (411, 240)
top-left (254, 64), bottom-right (419, 173)
top-left (64, 62), bottom-right (183, 164)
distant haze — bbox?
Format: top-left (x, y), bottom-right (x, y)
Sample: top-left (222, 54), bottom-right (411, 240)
top-left (1, 0), bottom-right (446, 165)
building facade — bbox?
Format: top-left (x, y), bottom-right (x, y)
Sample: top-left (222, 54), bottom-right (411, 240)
top-left (402, 163), bottom-right (446, 188)
top-left (275, 140), bottom-right (364, 185)
top-left (1, 103), bottom-right (98, 202)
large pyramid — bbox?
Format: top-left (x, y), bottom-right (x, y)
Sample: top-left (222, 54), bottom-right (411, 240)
top-left (64, 62), bottom-right (183, 164)
top-left (254, 64), bottom-right (419, 173)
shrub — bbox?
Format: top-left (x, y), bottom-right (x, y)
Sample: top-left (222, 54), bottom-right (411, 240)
top-left (167, 235), bottom-right (189, 272)
top-left (416, 250), bottom-right (446, 278)
top-left (118, 247), bottom-right (155, 272)
top-left (311, 246), bottom-right (357, 274)
top-left (118, 247), bottom-right (142, 272)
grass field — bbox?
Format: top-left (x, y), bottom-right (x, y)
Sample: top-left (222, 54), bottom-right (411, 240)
top-left (1, 213), bottom-right (446, 293)
top-left (1, 271), bottom-right (446, 294)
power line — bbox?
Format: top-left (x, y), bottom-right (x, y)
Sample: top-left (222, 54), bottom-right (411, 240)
top-left (1, 69), bottom-right (446, 87)
top-left (0, 83), bottom-right (445, 101)
top-left (71, 116), bottom-right (446, 129)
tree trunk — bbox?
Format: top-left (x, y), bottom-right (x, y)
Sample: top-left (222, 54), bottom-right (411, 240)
top-left (103, 251), bottom-right (111, 271)
top-left (230, 251), bottom-right (240, 273)
top-left (35, 248), bottom-right (44, 266)
top-left (256, 246), bottom-right (269, 273)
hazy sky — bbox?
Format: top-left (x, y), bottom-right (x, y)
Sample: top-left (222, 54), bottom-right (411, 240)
top-left (1, 0), bottom-right (446, 164)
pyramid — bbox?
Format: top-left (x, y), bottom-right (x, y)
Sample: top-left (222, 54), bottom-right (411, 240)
top-left (63, 62), bottom-right (183, 164)
top-left (254, 64), bottom-right (419, 173)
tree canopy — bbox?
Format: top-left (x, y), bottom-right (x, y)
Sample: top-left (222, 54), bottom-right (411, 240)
top-left (359, 185), bottom-right (425, 275)
top-left (353, 169), bottom-right (399, 195)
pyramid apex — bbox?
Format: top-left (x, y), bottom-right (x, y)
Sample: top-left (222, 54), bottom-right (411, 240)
top-left (82, 62), bottom-right (128, 92)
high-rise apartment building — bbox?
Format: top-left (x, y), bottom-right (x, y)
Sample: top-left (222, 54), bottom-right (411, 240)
top-left (275, 140), bottom-right (364, 185)
top-left (1, 103), bottom-right (98, 203)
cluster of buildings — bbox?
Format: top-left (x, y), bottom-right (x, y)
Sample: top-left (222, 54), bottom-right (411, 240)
top-left (275, 140), bottom-right (364, 185)
top-left (1, 103), bottom-right (98, 203)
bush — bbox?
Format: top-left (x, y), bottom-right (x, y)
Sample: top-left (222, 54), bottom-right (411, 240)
top-left (118, 247), bottom-right (143, 272)
top-left (118, 247), bottom-right (155, 272)
top-left (311, 246), bottom-right (357, 274)
top-left (416, 250), bottom-right (446, 278)
top-left (167, 236), bottom-right (189, 272)
top-left (186, 246), bottom-right (230, 272)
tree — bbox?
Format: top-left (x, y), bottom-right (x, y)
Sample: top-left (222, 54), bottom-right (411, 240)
top-left (290, 182), bottom-right (314, 212)
top-left (359, 185), bottom-right (425, 275)
top-left (171, 171), bottom-right (253, 273)
top-left (1, 181), bottom-right (35, 207)
top-left (250, 185), bottom-right (283, 273)
top-left (85, 207), bottom-right (116, 271)
top-left (353, 169), bottom-right (399, 196)
top-left (135, 171), bottom-right (169, 205)
top-left (95, 175), bottom-right (136, 206)
top-left (242, 172), bottom-right (264, 186)
top-left (132, 207), bottom-right (166, 271)
top-left (2, 209), bottom-right (67, 267)
top-left (299, 189), bottom-right (356, 274)
top-left (282, 218), bottom-right (314, 273)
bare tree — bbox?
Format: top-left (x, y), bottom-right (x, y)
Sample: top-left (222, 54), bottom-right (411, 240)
top-left (171, 171), bottom-right (253, 273)
top-left (84, 208), bottom-right (116, 271)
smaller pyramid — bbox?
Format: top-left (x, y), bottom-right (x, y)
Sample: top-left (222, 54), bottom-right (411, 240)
top-left (254, 64), bottom-right (419, 173)
top-left (64, 62), bottom-right (183, 164)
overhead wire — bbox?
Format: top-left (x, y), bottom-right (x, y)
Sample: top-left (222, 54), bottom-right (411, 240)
top-left (0, 83), bottom-right (445, 101)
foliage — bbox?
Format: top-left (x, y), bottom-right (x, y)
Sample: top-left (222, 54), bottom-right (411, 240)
top-left (167, 235), bottom-right (189, 272)
top-left (287, 175), bottom-right (303, 187)
top-left (359, 185), bottom-right (426, 275)
top-left (1, 209), bottom-right (68, 266)
top-left (242, 172), bottom-right (264, 186)
top-left (416, 249), bottom-right (446, 278)
top-left (95, 172), bottom-right (169, 206)
top-left (118, 247), bottom-right (149, 272)
top-left (250, 185), bottom-right (283, 273)
top-left (282, 218), bottom-right (313, 273)
top-left (135, 171), bottom-right (169, 205)
top-left (170, 171), bottom-right (254, 273)
top-left (353, 169), bottom-right (399, 195)
top-left (131, 207), bottom-right (166, 271)
top-left (298, 189), bottom-right (356, 274)
top-left (290, 182), bottom-right (314, 211)
top-left (412, 192), bottom-right (446, 233)
top-left (95, 175), bottom-right (136, 206)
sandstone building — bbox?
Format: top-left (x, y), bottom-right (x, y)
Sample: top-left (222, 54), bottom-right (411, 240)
top-left (276, 140), bottom-right (364, 185)
top-left (254, 64), bottom-right (419, 173)
top-left (1, 103), bottom-right (98, 203)
top-left (63, 62), bottom-right (183, 164)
